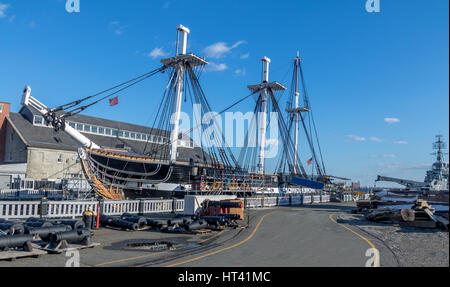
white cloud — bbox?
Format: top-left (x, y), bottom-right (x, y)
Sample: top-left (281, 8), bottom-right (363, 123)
top-left (234, 68), bottom-right (246, 76)
top-left (394, 141), bottom-right (408, 145)
top-left (383, 154), bottom-right (397, 158)
top-left (109, 21), bottom-right (128, 35)
top-left (148, 47), bottom-right (168, 59)
top-left (384, 117), bottom-right (400, 124)
top-left (240, 53), bottom-right (250, 59)
top-left (0, 3), bottom-right (9, 18)
top-left (377, 163), bottom-right (401, 169)
top-left (345, 135), bottom-right (366, 142)
top-left (203, 41), bottom-right (246, 59)
top-left (369, 137), bottom-right (382, 142)
top-left (207, 62), bottom-right (228, 72)
top-left (377, 162), bottom-right (428, 170)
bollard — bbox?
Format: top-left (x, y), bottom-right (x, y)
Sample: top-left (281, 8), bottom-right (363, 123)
top-left (82, 207), bottom-right (95, 230)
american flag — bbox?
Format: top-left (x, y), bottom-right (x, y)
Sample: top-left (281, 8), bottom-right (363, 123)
top-left (307, 158), bottom-right (313, 165)
top-left (109, 96), bottom-right (119, 106)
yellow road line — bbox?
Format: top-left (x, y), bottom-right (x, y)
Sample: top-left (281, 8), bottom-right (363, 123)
top-left (165, 212), bottom-right (273, 267)
top-left (329, 214), bottom-right (380, 267)
top-left (94, 250), bottom-right (170, 267)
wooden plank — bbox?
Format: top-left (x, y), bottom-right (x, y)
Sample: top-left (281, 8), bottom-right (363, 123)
top-left (0, 244), bottom-right (47, 261)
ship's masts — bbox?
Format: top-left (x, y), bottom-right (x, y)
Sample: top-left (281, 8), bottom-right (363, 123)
top-left (258, 57), bottom-right (271, 174)
top-left (293, 53), bottom-right (300, 174)
top-left (169, 25), bottom-right (190, 164)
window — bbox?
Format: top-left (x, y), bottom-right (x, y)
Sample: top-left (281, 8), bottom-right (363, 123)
top-left (106, 129), bottom-right (111, 135)
top-left (0, 104), bottom-right (3, 113)
top-left (84, 125), bottom-right (91, 132)
top-left (118, 131), bottom-right (124, 137)
top-left (124, 131), bottom-right (129, 138)
top-left (112, 130), bottom-right (118, 136)
top-left (69, 122), bottom-right (75, 128)
top-left (91, 126), bottom-right (98, 133)
top-left (76, 124), bottom-right (83, 131)
top-left (130, 133), bottom-right (135, 139)
top-left (99, 127), bottom-right (105, 134)
top-left (34, 116), bottom-right (43, 125)
top-left (136, 134), bottom-right (141, 140)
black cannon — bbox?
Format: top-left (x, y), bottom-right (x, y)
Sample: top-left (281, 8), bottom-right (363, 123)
top-left (184, 220), bottom-right (208, 231)
top-left (50, 229), bottom-right (93, 244)
top-left (24, 221), bottom-right (54, 228)
top-left (167, 217), bottom-right (193, 227)
top-left (27, 225), bottom-right (72, 241)
top-left (59, 220), bottom-right (86, 230)
top-left (0, 234), bottom-right (34, 251)
top-left (0, 222), bottom-right (25, 235)
top-left (121, 214), bottom-right (147, 228)
top-left (200, 216), bottom-right (228, 226)
top-left (144, 218), bottom-right (164, 229)
top-left (99, 214), bottom-right (138, 231)
top-left (216, 213), bottom-right (241, 220)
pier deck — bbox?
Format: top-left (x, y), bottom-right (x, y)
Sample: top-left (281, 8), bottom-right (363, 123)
top-left (2, 202), bottom-right (446, 267)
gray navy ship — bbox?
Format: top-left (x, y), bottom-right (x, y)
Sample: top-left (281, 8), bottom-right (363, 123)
top-left (377, 135), bottom-right (449, 191)
top-left (424, 135), bottom-right (449, 191)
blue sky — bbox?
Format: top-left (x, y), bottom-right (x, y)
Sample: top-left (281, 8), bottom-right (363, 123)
top-left (0, 0), bottom-right (448, 187)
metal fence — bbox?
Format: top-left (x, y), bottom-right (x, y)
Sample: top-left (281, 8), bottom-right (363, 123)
top-left (1, 193), bottom-right (332, 220)
top-left (241, 193), bottom-right (331, 209)
top-left (0, 198), bottom-right (184, 220)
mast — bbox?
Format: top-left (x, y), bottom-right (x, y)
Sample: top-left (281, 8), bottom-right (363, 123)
top-left (160, 25), bottom-right (208, 164)
top-left (248, 57), bottom-right (286, 174)
top-left (433, 135), bottom-right (446, 163)
top-left (293, 52), bottom-right (300, 175)
top-left (170, 25), bottom-right (188, 164)
top-left (286, 51), bottom-right (310, 176)
top-left (258, 57), bottom-right (270, 174)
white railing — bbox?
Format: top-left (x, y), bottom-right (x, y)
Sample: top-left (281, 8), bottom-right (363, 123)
top-left (174, 199), bottom-right (184, 212)
top-left (1, 193), bottom-right (334, 219)
top-left (303, 195), bottom-right (312, 204)
top-left (0, 201), bottom-right (41, 219)
top-left (102, 200), bottom-right (140, 216)
top-left (46, 201), bottom-right (97, 219)
top-left (142, 199), bottom-right (173, 214)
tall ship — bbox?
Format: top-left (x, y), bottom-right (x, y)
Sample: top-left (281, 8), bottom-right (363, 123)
top-left (20, 25), bottom-right (331, 200)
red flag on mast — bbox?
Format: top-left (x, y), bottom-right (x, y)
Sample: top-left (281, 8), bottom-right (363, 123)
top-left (109, 96), bottom-right (119, 106)
top-left (307, 158), bottom-right (313, 165)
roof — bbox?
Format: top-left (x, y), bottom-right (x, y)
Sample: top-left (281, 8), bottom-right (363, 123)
top-left (23, 105), bottom-right (172, 138)
top-left (7, 108), bottom-right (214, 164)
